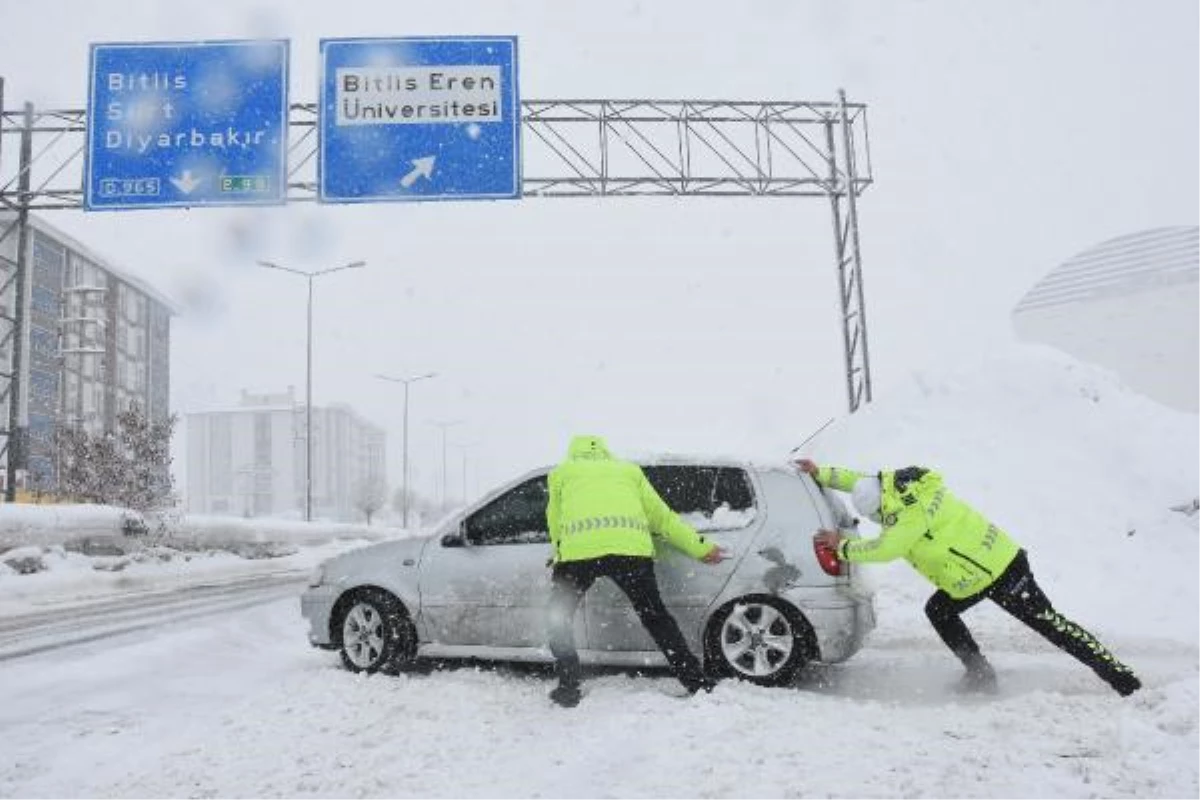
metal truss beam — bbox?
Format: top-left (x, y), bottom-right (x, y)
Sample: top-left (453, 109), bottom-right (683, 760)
top-left (0, 97), bottom-right (872, 205)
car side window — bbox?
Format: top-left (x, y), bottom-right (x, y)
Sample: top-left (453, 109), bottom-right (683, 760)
top-left (463, 476), bottom-right (550, 546)
top-left (641, 465), bottom-right (756, 532)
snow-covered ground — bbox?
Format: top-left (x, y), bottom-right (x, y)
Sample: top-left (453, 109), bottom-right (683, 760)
top-left (0, 510), bottom-right (395, 616)
top-left (0, 340), bottom-right (1196, 798)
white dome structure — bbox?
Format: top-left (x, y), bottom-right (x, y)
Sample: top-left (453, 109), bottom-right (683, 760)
top-left (1012, 227), bottom-right (1198, 412)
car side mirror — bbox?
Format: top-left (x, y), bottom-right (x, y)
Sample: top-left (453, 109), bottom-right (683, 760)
top-left (441, 531), bottom-right (467, 548)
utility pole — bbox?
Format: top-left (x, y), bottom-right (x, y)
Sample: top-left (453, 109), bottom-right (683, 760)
top-left (257, 259), bottom-right (366, 521)
top-left (3, 102), bottom-right (33, 501)
top-left (430, 419), bottom-right (462, 509)
top-left (450, 441), bottom-right (479, 506)
top-left (375, 371), bottom-right (437, 528)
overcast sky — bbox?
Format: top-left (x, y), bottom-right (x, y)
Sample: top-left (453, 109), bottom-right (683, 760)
top-left (0, 0), bottom-right (1196, 501)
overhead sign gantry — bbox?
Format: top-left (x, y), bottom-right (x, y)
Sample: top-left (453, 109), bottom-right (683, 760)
top-left (2, 39), bottom-right (875, 501)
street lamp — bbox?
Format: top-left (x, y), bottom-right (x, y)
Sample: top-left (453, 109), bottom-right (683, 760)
top-left (257, 259), bottom-right (366, 521)
top-left (375, 371), bottom-right (437, 529)
top-left (429, 419), bottom-right (463, 508)
top-left (450, 441), bottom-right (479, 506)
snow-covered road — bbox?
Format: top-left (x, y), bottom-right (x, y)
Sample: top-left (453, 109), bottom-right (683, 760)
top-left (0, 588), bottom-right (1194, 799)
top-left (0, 572), bottom-right (304, 662)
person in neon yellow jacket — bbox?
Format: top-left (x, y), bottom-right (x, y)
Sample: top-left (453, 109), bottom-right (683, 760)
top-left (799, 459), bottom-right (1141, 697)
top-left (544, 434), bottom-right (727, 707)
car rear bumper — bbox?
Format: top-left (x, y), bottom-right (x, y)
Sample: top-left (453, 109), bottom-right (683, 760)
top-left (300, 585), bottom-right (338, 648)
top-left (790, 587), bottom-right (875, 663)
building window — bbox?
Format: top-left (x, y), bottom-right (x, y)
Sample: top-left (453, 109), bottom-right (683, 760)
top-left (210, 416), bottom-right (233, 495)
top-left (254, 413), bottom-right (272, 466)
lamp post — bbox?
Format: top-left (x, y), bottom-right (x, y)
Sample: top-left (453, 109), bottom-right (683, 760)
top-left (375, 372), bottom-right (437, 528)
top-left (450, 441), bottom-right (479, 506)
top-left (257, 259), bottom-right (366, 521)
top-left (430, 419), bottom-right (463, 508)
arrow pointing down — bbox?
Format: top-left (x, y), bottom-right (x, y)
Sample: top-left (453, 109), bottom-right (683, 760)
top-left (400, 156), bottom-right (436, 189)
top-left (170, 170), bottom-right (203, 194)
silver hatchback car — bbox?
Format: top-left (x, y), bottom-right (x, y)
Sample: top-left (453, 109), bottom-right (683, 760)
top-left (301, 458), bottom-right (875, 686)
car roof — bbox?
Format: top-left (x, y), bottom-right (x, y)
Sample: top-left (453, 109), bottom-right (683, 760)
top-left (521, 454), bottom-right (790, 476)
top-left (462, 457), bottom-right (802, 520)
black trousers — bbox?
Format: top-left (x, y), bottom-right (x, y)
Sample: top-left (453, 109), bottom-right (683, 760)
top-left (925, 550), bottom-right (1135, 684)
top-left (547, 555), bottom-right (709, 692)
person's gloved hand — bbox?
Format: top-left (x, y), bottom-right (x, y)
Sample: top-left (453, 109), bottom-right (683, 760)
top-left (793, 458), bottom-right (819, 475)
top-left (813, 529), bottom-right (843, 553)
top-left (701, 545), bottom-right (730, 564)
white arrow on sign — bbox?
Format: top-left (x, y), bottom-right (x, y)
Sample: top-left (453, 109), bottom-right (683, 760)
top-left (170, 170), bottom-right (203, 195)
top-left (400, 156), bottom-right (436, 189)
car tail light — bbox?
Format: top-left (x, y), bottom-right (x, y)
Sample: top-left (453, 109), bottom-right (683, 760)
top-left (813, 539), bottom-right (844, 577)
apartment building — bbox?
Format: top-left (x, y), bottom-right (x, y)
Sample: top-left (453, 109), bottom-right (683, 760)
top-left (0, 213), bottom-right (173, 494)
top-left (186, 388), bottom-right (387, 521)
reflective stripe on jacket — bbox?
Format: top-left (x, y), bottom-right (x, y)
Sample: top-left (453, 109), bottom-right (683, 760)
top-left (815, 464), bottom-right (1021, 599)
top-left (546, 435), bottom-right (713, 564)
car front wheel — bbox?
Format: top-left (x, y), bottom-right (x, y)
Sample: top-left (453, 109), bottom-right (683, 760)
top-left (336, 589), bottom-right (416, 675)
top-left (706, 595), bottom-right (815, 686)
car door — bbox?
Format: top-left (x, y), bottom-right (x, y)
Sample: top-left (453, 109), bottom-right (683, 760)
top-left (418, 474), bottom-right (565, 649)
top-left (585, 465), bottom-right (757, 653)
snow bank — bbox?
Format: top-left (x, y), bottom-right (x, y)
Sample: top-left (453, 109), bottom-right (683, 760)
top-left (0, 504), bottom-right (399, 554)
top-left (807, 340), bottom-right (1199, 645)
top-left (166, 513), bottom-right (400, 550)
top-left (0, 504), bottom-right (135, 551)
top-left (0, 504), bottom-right (407, 602)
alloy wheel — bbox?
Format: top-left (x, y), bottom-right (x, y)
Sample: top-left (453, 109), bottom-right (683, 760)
top-left (342, 602), bottom-right (386, 669)
top-left (718, 600), bottom-right (796, 678)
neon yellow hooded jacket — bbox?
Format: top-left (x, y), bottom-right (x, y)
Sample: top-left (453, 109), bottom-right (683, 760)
top-left (546, 435), bottom-right (715, 563)
top-left (815, 465), bottom-right (1021, 599)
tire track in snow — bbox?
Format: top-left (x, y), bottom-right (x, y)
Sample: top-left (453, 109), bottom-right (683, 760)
top-left (0, 573), bottom-right (306, 661)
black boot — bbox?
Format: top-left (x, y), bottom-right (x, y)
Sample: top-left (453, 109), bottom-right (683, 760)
top-left (549, 682), bottom-right (581, 708)
top-left (956, 654), bottom-right (998, 694)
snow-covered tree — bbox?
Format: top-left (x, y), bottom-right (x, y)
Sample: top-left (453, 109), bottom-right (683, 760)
top-left (353, 476), bottom-right (387, 525)
top-left (390, 486), bottom-right (446, 528)
top-left (54, 405), bottom-right (177, 512)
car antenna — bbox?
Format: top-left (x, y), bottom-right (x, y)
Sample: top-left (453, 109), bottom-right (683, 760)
top-left (788, 417), bottom-right (835, 456)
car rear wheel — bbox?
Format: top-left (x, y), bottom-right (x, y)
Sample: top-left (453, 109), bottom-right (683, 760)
top-left (706, 595), bottom-right (815, 687)
top-left (336, 589), bottom-right (416, 675)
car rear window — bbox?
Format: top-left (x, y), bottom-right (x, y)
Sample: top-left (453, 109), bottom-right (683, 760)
top-left (641, 465), bottom-right (756, 532)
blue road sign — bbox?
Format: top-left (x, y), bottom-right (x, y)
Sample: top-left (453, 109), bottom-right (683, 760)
top-left (85, 39), bottom-right (289, 211)
top-left (319, 37), bottom-right (520, 203)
